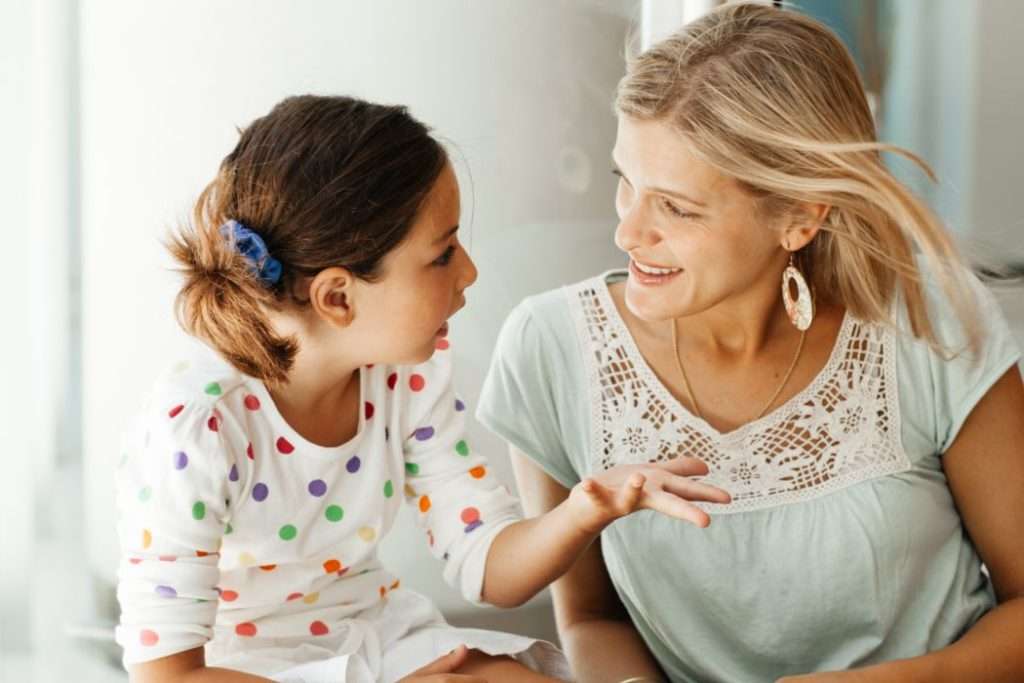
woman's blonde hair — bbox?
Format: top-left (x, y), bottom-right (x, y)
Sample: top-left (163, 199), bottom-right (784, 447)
top-left (616, 1), bottom-right (982, 355)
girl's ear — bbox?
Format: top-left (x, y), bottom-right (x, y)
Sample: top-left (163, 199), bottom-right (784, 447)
top-left (308, 267), bottom-right (356, 327)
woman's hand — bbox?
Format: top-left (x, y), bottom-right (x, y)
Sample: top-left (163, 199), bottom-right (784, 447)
top-left (567, 455), bottom-right (731, 534)
top-left (398, 645), bottom-right (486, 682)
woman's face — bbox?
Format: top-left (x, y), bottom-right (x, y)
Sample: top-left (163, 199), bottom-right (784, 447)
top-left (613, 115), bottom-right (787, 323)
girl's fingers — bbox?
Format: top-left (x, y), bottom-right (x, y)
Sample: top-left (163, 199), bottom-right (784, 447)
top-left (645, 490), bottom-right (712, 527)
top-left (661, 474), bottom-right (732, 504)
top-left (658, 455), bottom-right (710, 477)
top-left (615, 471), bottom-right (646, 512)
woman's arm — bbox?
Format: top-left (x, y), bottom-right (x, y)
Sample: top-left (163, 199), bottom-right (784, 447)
top-left (781, 365), bottom-right (1024, 683)
top-left (500, 448), bottom-right (667, 683)
top-left (480, 450), bottom-right (727, 609)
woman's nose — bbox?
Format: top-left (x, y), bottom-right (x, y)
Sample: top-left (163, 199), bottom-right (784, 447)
top-left (614, 201), bottom-right (657, 253)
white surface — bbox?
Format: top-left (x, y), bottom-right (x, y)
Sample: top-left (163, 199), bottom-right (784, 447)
top-left (80, 0), bottom-right (632, 624)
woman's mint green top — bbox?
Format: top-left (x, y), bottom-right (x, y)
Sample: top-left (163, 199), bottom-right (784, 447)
top-left (477, 268), bottom-right (1020, 682)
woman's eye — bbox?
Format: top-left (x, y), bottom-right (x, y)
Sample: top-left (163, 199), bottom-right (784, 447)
top-left (433, 245), bottom-right (456, 267)
top-left (662, 199), bottom-right (695, 219)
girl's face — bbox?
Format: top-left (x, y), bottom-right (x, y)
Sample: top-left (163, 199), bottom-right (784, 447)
top-left (351, 162), bottom-right (477, 365)
top-left (612, 116), bottom-right (787, 323)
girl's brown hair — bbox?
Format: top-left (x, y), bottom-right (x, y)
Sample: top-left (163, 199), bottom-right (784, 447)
top-left (616, 2), bottom-right (982, 355)
top-left (168, 95), bottom-right (447, 385)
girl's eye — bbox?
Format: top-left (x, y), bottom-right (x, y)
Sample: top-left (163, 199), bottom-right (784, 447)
top-left (662, 199), bottom-right (695, 220)
top-left (433, 245), bottom-right (456, 267)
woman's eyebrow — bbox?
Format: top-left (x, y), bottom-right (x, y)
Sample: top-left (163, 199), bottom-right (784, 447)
top-left (611, 158), bottom-right (707, 209)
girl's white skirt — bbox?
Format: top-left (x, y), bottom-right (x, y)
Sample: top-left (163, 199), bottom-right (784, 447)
top-left (206, 589), bottom-right (571, 682)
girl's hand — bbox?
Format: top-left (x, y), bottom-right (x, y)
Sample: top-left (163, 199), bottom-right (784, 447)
top-left (567, 455), bottom-right (731, 534)
top-left (399, 644), bottom-right (486, 682)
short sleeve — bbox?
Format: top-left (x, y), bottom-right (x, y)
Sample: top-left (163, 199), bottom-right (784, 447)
top-left (114, 394), bottom-right (234, 664)
top-left (477, 295), bottom-right (582, 489)
top-left (899, 266), bottom-right (1021, 455)
top-left (399, 347), bottom-right (521, 606)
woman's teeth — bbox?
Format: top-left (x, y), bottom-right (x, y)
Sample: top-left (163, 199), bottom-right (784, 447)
top-left (633, 261), bottom-right (681, 275)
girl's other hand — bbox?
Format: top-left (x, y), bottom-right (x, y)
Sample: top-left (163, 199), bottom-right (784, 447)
top-left (398, 644), bottom-right (487, 682)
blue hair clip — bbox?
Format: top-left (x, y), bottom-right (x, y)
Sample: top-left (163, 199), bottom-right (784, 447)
top-left (219, 219), bottom-right (283, 287)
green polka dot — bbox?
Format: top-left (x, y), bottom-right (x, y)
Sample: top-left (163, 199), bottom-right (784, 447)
top-left (325, 505), bottom-right (344, 522)
top-left (455, 440), bottom-right (469, 456)
top-left (225, 523), bottom-right (233, 535)
top-left (279, 524), bottom-right (297, 541)
top-left (204, 382), bottom-right (222, 396)
top-left (383, 480), bottom-right (394, 498)
top-left (138, 486), bottom-right (151, 503)
top-left (192, 501), bottom-right (206, 520)
top-left (405, 463), bottom-right (420, 475)
top-left (118, 452), bottom-right (129, 467)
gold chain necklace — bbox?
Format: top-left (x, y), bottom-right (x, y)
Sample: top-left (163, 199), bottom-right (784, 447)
top-left (670, 318), bottom-right (807, 422)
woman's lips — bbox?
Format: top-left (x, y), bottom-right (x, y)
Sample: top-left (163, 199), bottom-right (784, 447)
top-left (629, 259), bottom-right (683, 286)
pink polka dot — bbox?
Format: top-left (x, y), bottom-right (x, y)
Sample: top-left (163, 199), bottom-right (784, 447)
top-left (409, 374), bottom-right (426, 392)
top-left (286, 592), bottom-right (303, 601)
top-left (235, 622), bottom-right (258, 637)
top-left (244, 394), bottom-right (261, 411)
top-left (129, 557), bottom-right (142, 565)
top-left (276, 437), bottom-right (294, 454)
top-left (168, 404), bottom-right (184, 419)
top-left (309, 620), bottom-right (329, 636)
top-left (364, 402), bottom-right (375, 420)
top-left (140, 629), bottom-right (159, 646)
top-left (435, 338), bottom-right (450, 351)
top-left (460, 507), bottom-right (480, 524)
top-left (387, 373), bottom-right (398, 390)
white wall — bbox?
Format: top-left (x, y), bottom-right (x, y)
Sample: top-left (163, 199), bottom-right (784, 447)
top-left (81, 0), bottom-right (633, 625)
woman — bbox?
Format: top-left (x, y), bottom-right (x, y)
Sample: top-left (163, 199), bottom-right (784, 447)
top-left (477, 4), bottom-right (1024, 682)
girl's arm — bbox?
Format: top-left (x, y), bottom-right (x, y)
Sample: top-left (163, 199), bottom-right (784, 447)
top-left (480, 450), bottom-right (728, 610)
top-left (130, 647), bottom-right (273, 683)
top-left (496, 449), bottom-right (666, 683)
top-left (780, 366), bottom-right (1024, 683)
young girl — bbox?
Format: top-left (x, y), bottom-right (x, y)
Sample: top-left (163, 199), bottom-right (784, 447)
top-left (114, 95), bottom-right (730, 683)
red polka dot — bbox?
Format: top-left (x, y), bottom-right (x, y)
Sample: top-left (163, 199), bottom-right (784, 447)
top-left (460, 507), bottom-right (480, 524)
top-left (235, 622), bottom-right (257, 637)
top-left (364, 402), bottom-right (375, 420)
top-left (246, 443), bottom-right (255, 460)
top-left (435, 338), bottom-right (450, 351)
top-left (323, 559), bottom-right (342, 574)
top-left (387, 373), bottom-right (398, 390)
top-left (379, 586), bottom-right (387, 598)
top-left (244, 394), bottom-right (261, 411)
top-left (276, 437), bottom-right (294, 454)
top-left (286, 592), bottom-right (303, 601)
top-left (309, 620), bottom-right (329, 636)
top-left (168, 404), bottom-right (184, 419)
top-left (196, 550), bottom-right (210, 558)
top-left (140, 629), bottom-right (159, 646)
top-left (409, 374), bottom-right (426, 392)
top-left (207, 415), bottom-right (219, 432)
top-left (220, 590), bottom-right (238, 602)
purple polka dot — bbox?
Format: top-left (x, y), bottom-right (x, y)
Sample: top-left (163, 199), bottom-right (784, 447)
top-left (155, 585), bottom-right (177, 598)
top-left (346, 456), bottom-right (361, 473)
top-left (173, 451), bottom-right (188, 470)
top-left (228, 464), bottom-right (239, 482)
top-left (464, 520), bottom-right (483, 533)
top-left (308, 479), bottom-right (327, 497)
top-left (455, 399), bottom-right (466, 412)
top-left (414, 427), bottom-right (435, 441)
top-left (384, 427), bottom-right (390, 442)
top-left (252, 482), bottom-right (269, 502)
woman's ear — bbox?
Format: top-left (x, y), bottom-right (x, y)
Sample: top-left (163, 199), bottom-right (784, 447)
top-left (308, 267), bottom-right (357, 327)
top-left (781, 202), bottom-right (830, 251)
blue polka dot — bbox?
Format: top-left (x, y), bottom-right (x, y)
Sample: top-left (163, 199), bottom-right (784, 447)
top-left (252, 482), bottom-right (269, 502)
top-left (155, 585), bottom-right (177, 598)
top-left (455, 399), bottom-right (466, 412)
top-left (414, 427), bottom-right (435, 441)
top-left (228, 464), bottom-right (239, 482)
top-left (308, 479), bottom-right (327, 497)
top-left (465, 520), bottom-right (483, 533)
top-left (346, 456), bottom-right (361, 473)
top-left (174, 451), bottom-right (188, 470)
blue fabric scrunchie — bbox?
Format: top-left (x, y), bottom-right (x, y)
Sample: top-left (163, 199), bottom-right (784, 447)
top-left (219, 219), bottom-right (283, 287)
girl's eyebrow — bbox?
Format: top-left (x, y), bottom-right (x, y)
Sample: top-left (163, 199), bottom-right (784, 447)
top-left (433, 225), bottom-right (459, 244)
top-left (612, 159), bottom-right (708, 209)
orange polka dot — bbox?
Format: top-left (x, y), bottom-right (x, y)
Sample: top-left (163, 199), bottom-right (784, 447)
top-left (235, 623), bottom-right (257, 637)
top-left (220, 590), bottom-right (238, 602)
top-left (259, 564), bottom-right (276, 571)
top-left (419, 495), bottom-right (431, 513)
top-left (142, 529), bottom-right (152, 549)
top-left (303, 592), bottom-right (320, 605)
top-left (469, 466), bottom-right (486, 479)
top-left (390, 580), bottom-right (400, 590)
top-left (309, 620), bottom-right (329, 636)
top-left (196, 550), bottom-right (210, 557)
top-left (323, 559), bottom-right (341, 574)
top-left (409, 374), bottom-right (426, 392)
top-left (461, 507), bottom-right (480, 524)
top-left (140, 629), bottom-right (159, 646)
top-left (379, 586), bottom-right (387, 598)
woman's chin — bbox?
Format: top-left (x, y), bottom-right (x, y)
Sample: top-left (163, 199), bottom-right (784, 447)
top-left (624, 283), bottom-right (688, 323)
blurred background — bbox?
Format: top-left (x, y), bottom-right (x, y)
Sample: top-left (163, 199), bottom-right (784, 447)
top-left (1, 1), bottom-right (1021, 680)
